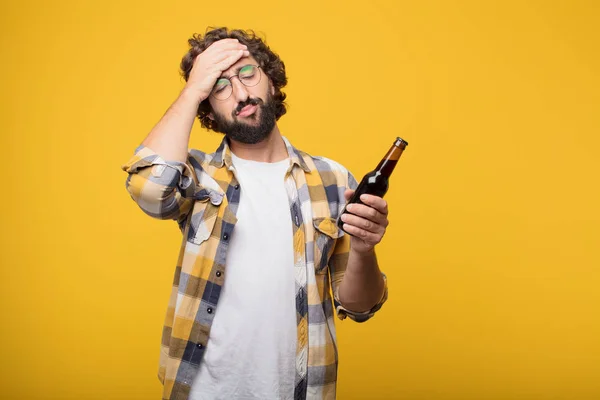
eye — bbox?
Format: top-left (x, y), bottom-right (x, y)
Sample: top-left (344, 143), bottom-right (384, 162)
top-left (213, 79), bottom-right (231, 92)
top-left (239, 65), bottom-right (256, 78)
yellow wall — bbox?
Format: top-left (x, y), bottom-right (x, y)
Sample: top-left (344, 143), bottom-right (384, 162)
top-left (1, 1), bottom-right (598, 399)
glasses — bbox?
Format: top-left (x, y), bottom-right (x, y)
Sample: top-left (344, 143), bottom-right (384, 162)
top-left (210, 65), bottom-right (262, 100)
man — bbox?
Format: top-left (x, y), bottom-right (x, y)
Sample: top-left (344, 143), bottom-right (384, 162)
top-left (122, 27), bottom-right (390, 400)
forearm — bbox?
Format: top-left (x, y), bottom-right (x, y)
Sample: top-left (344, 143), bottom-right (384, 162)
top-left (123, 88), bottom-right (201, 218)
top-left (142, 88), bottom-right (204, 162)
top-left (337, 248), bottom-right (385, 313)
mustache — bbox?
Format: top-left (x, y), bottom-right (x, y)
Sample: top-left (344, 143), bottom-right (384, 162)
top-left (234, 98), bottom-right (262, 116)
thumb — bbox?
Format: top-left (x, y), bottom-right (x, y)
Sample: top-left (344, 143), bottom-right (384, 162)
top-left (344, 189), bottom-right (355, 202)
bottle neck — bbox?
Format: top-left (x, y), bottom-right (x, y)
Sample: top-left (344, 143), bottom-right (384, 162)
top-left (375, 144), bottom-right (404, 177)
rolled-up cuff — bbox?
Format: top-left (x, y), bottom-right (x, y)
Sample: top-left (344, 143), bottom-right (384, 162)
top-left (334, 273), bottom-right (388, 323)
top-left (121, 145), bottom-right (195, 197)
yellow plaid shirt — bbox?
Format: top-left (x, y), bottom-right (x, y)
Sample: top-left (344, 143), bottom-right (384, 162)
top-left (122, 136), bottom-right (388, 400)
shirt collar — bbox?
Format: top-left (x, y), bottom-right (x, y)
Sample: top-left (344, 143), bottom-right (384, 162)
top-left (209, 135), bottom-right (311, 173)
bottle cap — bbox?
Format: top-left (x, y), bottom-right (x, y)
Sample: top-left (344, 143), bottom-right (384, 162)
top-left (395, 137), bottom-right (408, 148)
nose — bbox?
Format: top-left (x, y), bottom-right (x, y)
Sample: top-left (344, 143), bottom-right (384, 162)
top-left (230, 77), bottom-right (249, 103)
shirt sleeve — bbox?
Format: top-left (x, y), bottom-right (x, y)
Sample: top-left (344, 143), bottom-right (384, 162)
top-left (329, 169), bottom-right (389, 323)
top-left (121, 145), bottom-right (195, 223)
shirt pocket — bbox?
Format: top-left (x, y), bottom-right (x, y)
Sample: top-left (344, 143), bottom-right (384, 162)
top-left (186, 188), bottom-right (224, 245)
top-left (313, 217), bottom-right (344, 274)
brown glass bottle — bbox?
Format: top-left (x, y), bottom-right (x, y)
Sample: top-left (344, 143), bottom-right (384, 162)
top-left (337, 137), bottom-right (408, 233)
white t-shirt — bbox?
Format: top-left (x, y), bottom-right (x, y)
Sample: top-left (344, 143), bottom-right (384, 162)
top-left (189, 152), bottom-right (297, 400)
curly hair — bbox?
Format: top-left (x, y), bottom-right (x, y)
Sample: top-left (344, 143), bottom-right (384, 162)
top-left (179, 27), bottom-right (288, 131)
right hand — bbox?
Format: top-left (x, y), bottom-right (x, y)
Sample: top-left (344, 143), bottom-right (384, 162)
top-left (184, 39), bottom-right (250, 101)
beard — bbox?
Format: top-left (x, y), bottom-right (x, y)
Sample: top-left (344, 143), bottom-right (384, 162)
top-left (211, 93), bottom-right (278, 145)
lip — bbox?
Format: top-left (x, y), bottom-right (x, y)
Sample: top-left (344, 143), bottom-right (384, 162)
top-left (237, 104), bottom-right (257, 117)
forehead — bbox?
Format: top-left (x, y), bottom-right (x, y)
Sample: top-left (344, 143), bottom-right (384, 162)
top-left (221, 56), bottom-right (259, 77)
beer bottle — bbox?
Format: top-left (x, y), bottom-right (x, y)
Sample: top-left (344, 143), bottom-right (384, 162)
top-left (337, 137), bottom-right (408, 233)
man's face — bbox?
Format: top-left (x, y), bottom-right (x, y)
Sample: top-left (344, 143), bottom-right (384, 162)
top-left (208, 56), bottom-right (277, 144)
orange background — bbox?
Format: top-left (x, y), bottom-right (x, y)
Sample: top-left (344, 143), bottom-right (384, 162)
top-left (1, 1), bottom-right (599, 399)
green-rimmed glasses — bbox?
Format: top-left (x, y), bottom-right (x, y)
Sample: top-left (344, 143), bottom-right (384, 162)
top-left (211, 65), bottom-right (262, 100)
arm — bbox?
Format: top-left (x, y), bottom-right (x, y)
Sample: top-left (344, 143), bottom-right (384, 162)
top-left (338, 191), bottom-right (390, 312)
top-left (142, 38), bottom-right (250, 161)
top-left (141, 87), bottom-right (203, 163)
top-left (329, 231), bottom-right (389, 323)
top-left (329, 171), bottom-right (389, 322)
top-left (121, 39), bottom-right (250, 220)
top-left (338, 247), bottom-right (385, 313)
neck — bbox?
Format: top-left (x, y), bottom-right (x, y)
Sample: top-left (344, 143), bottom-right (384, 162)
top-left (228, 125), bottom-right (288, 162)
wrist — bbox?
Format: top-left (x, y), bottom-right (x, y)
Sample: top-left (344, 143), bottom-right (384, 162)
top-left (348, 246), bottom-right (377, 271)
top-left (180, 85), bottom-right (208, 105)
top-left (350, 244), bottom-right (376, 258)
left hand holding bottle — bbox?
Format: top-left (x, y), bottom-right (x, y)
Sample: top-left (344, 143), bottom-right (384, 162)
top-left (339, 189), bottom-right (389, 254)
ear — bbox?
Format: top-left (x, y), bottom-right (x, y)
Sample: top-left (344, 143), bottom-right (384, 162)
top-left (208, 112), bottom-right (215, 121)
top-left (270, 81), bottom-right (275, 96)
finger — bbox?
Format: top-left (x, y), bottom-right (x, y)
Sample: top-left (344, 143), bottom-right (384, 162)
top-left (212, 48), bottom-right (250, 65)
top-left (358, 194), bottom-right (388, 215)
top-left (215, 42), bottom-right (248, 53)
top-left (203, 41), bottom-right (247, 60)
top-left (214, 50), bottom-right (250, 70)
top-left (210, 38), bottom-right (245, 50)
top-left (342, 223), bottom-right (382, 246)
top-left (340, 213), bottom-right (385, 234)
top-left (344, 189), bottom-right (355, 202)
top-left (346, 203), bottom-right (387, 226)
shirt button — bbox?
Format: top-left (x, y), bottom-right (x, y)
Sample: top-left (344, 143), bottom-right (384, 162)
top-left (223, 233), bottom-right (229, 241)
top-left (234, 184), bottom-right (240, 190)
top-left (207, 308), bottom-right (213, 314)
top-left (216, 271), bottom-right (222, 277)
top-left (196, 343), bottom-right (203, 349)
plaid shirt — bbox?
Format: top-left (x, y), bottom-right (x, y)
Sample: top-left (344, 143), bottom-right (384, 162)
top-left (122, 136), bottom-right (388, 400)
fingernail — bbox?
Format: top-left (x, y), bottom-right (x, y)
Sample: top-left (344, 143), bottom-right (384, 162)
top-left (346, 204), bottom-right (353, 211)
top-left (360, 194), bottom-right (368, 202)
